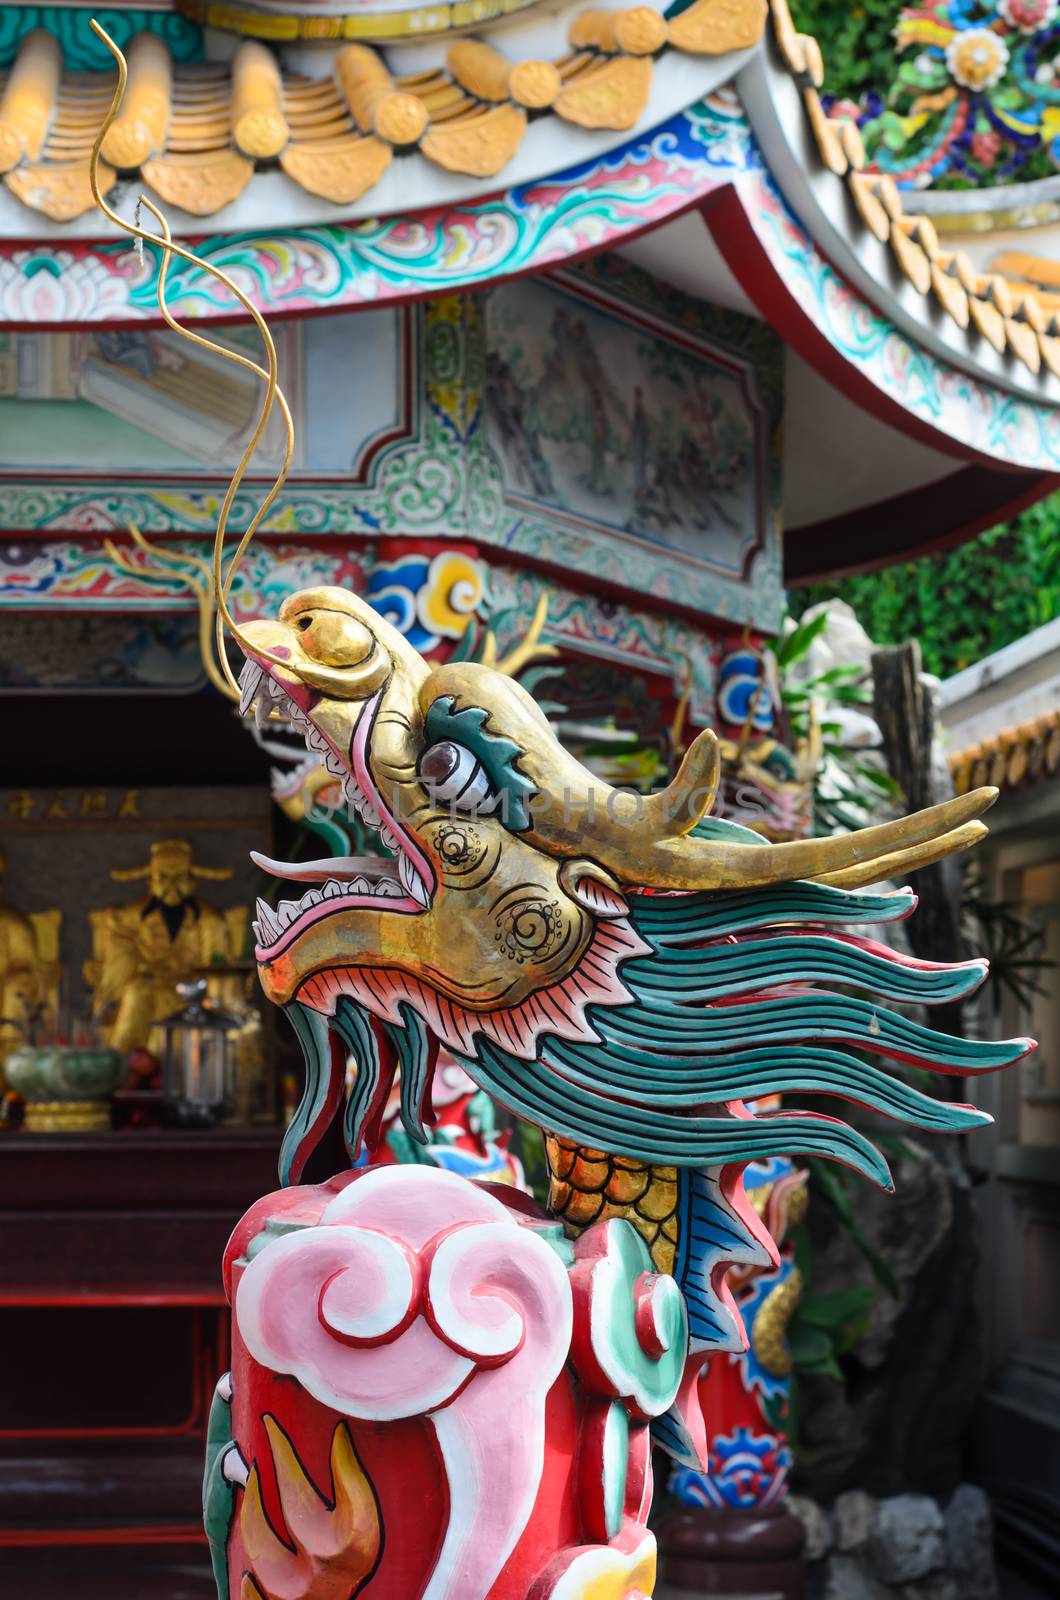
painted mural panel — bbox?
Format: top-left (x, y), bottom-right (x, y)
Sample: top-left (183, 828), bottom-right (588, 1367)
top-left (0, 309), bottom-right (403, 478)
top-left (0, 263), bottom-right (783, 630)
top-left (484, 272), bottom-right (768, 578)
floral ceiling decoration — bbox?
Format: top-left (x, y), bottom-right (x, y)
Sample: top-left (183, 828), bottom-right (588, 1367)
top-left (828, 0), bottom-right (1060, 187)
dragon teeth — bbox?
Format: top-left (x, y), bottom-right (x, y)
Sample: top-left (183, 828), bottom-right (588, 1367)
top-left (221, 1445), bottom-right (249, 1490)
top-left (399, 853), bottom-right (430, 908)
top-left (238, 661), bottom-right (263, 717)
top-left (251, 868), bottom-right (428, 948)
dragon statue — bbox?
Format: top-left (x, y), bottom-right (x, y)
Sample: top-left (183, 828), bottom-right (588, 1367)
top-left (80, 22), bottom-right (1031, 1598)
top-left (201, 593), bottom-right (1026, 1599)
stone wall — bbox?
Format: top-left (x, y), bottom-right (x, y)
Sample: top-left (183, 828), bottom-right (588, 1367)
top-left (789, 1485), bottom-right (999, 1600)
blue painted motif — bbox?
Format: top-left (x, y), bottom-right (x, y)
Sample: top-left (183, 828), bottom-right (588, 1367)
top-left (0, 7), bottom-right (202, 68)
top-left (717, 647), bottom-right (775, 731)
top-left (670, 1427), bottom-right (792, 1510)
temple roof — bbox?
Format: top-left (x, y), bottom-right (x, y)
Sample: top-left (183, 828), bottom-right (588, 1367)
top-left (1, 0), bottom-right (1059, 580)
top-left (941, 618), bottom-right (1060, 801)
top-left (0, 3), bottom-right (765, 222)
top-left (949, 707), bottom-right (1060, 798)
top-left (177, 0), bottom-right (575, 44)
top-left (2, 0), bottom-right (1055, 396)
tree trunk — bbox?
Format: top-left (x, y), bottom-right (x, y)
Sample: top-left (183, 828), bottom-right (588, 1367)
top-left (871, 642), bottom-right (966, 1059)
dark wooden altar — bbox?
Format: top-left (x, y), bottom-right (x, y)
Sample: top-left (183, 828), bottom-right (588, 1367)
top-left (1, 1129), bottom-right (279, 1594)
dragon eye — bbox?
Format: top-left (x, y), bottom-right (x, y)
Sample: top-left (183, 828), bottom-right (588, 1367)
top-left (421, 696), bottom-right (537, 831)
top-left (419, 741), bottom-right (498, 813)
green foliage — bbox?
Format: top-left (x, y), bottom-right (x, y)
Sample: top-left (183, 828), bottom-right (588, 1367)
top-left (791, 500), bottom-right (1060, 679)
top-left (788, 1285), bottom-right (876, 1382)
top-left (785, 1157), bottom-right (902, 1449)
top-left (787, 0), bottom-right (902, 102)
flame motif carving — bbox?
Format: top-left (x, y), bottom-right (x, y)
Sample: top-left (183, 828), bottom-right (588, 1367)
top-left (240, 1417), bottom-right (381, 1600)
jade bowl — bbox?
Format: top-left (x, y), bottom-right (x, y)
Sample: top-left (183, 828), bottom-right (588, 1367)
top-left (6, 1045), bottom-right (126, 1103)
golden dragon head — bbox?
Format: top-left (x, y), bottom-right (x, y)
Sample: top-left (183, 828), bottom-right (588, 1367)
top-left (238, 586), bottom-right (998, 1049)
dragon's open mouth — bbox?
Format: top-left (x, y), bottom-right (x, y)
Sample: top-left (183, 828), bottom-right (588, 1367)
top-left (253, 725), bottom-right (322, 804)
top-left (238, 659), bottom-right (435, 958)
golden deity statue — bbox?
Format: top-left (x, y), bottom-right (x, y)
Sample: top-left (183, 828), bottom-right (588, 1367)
top-left (85, 838), bottom-right (247, 1055)
top-left (0, 845), bottom-right (62, 1077)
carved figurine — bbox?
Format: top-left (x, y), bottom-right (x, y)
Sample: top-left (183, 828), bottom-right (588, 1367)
top-left (0, 844), bottom-right (61, 1077)
top-left (84, 838), bottom-right (243, 1054)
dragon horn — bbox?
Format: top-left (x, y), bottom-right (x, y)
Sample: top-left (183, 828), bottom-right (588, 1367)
top-left (814, 819), bottom-right (987, 890)
top-left (607, 787), bottom-right (998, 891)
top-left (639, 729), bottom-right (720, 837)
top-left (420, 663), bottom-right (994, 890)
top-left (493, 595), bottom-right (560, 678)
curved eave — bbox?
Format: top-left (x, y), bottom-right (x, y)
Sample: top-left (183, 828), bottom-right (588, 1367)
top-left (0, 88), bottom-right (754, 328)
top-left (644, 183), bottom-right (1055, 577)
top-left (0, 45), bottom-right (744, 242)
top-left (689, 183), bottom-right (1060, 577)
top-left (734, 38), bottom-right (1060, 408)
top-left (783, 463), bottom-right (1057, 583)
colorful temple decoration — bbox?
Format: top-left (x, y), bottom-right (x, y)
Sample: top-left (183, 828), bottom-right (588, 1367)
top-left (208, 568), bottom-right (1028, 1597)
top-left (0, 4), bottom-right (766, 222)
top-left (0, 0), bottom-right (1050, 1586)
top-left (832, 0), bottom-right (1060, 188)
top-left (669, 1154), bottom-right (807, 1512)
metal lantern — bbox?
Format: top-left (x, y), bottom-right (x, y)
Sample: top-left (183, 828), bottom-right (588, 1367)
top-left (159, 978), bottom-right (241, 1127)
